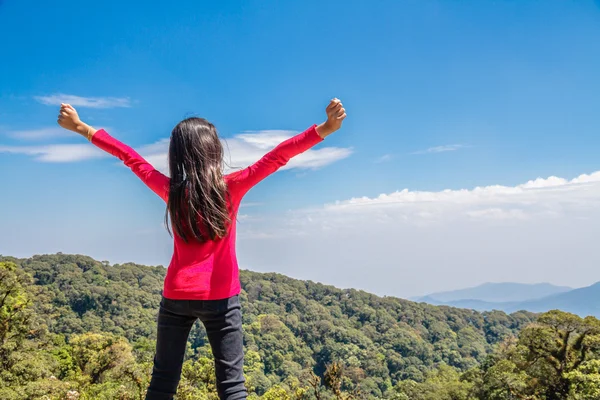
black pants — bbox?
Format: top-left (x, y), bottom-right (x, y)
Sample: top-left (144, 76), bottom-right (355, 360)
top-left (145, 295), bottom-right (247, 400)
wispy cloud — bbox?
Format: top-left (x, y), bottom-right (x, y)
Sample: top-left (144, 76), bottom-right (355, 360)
top-left (375, 154), bottom-right (393, 163)
top-left (234, 170), bottom-right (600, 297)
top-left (465, 208), bottom-right (529, 220)
top-left (5, 127), bottom-right (72, 140)
top-left (137, 130), bottom-right (353, 174)
top-left (34, 93), bottom-right (132, 109)
top-left (317, 171), bottom-right (600, 225)
top-left (0, 144), bottom-right (106, 162)
top-left (0, 129), bottom-right (352, 170)
top-left (237, 170), bottom-right (600, 241)
top-left (412, 144), bottom-right (465, 155)
top-left (240, 202), bottom-right (264, 208)
top-left (225, 130), bottom-right (353, 172)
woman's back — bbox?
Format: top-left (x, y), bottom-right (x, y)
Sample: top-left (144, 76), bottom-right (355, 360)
top-left (165, 173), bottom-right (241, 301)
top-left (89, 123), bottom-right (326, 300)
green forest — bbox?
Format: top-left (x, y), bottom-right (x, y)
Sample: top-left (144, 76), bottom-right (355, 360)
top-left (2, 254), bottom-right (600, 399)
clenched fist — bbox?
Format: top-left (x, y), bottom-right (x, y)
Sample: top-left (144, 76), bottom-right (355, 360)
top-left (57, 104), bottom-right (95, 140)
top-left (316, 98), bottom-right (347, 138)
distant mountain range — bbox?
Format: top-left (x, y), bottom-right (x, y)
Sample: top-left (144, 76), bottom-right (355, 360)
top-left (413, 282), bottom-right (573, 303)
top-left (414, 282), bottom-right (600, 318)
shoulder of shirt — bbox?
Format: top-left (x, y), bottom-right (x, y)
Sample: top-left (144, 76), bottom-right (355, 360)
top-left (224, 169), bottom-right (247, 182)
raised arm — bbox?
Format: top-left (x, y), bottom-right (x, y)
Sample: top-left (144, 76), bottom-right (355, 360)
top-left (227, 98), bottom-right (346, 199)
top-left (57, 104), bottom-right (169, 202)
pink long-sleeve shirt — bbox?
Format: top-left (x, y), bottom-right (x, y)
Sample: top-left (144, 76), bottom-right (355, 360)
top-left (91, 125), bottom-right (323, 300)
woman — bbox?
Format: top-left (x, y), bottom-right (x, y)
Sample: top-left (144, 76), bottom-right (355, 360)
top-left (57, 99), bottom-right (346, 399)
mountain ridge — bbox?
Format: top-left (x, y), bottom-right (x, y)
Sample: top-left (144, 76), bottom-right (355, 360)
top-left (413, 282), bottom-right (573, 303)
top-left (416, 281), bottom-right (600, 317)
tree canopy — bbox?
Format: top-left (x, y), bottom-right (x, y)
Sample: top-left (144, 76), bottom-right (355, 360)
top-left (7, 254), bottom-right (596, 399)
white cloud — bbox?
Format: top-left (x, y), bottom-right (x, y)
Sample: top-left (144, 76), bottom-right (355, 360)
top-left (0, 144), bottom-right (106, 162)
top-left (326, 171), bottom-right (600, 217)
top-left (412, 144), bottom-right (465, 154)
top-left (5, 127), bottom-right (73, 140)
top-left (224, 130), bottom-right (352, 172)
top-left (234, 170), bottom-right (600, 297)
top-left (233, 130), bottom-right (294, 149)
top-left (138, 130), bottom-right (353, 175)
top-left (34, 93), bottom-right (131, 109)
top-left (0, 129), bottom-right (352, 170)
top-left (465, 208), bottom-right (529, 220)
top-left (135, 139), bottom-right (170, 172)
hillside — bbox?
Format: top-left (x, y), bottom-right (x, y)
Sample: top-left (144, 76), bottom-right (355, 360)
top-left (0, 253), bottom-right (536, 399)
top-left (414, 282), bottom-right (572, 303)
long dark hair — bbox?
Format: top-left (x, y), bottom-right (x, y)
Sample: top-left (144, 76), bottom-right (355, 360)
top-left (165, 117), bottom-right (230, 242)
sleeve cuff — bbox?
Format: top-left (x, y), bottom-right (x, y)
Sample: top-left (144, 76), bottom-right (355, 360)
top-left (89, 128), bottom-right (122, 159)
top-left (307, 124), bottom-right (324, 144)
top-left (90, 128), bottom-right (108, 145)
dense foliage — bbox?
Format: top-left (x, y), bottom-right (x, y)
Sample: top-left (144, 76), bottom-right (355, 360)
top-left (390, 309), bottom-right (600, 400)
top-left (6, 253), bottom-right (596, 399)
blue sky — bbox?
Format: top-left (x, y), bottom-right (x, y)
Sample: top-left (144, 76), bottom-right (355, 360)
top-left (1, 0), bottom-right (600, 297)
